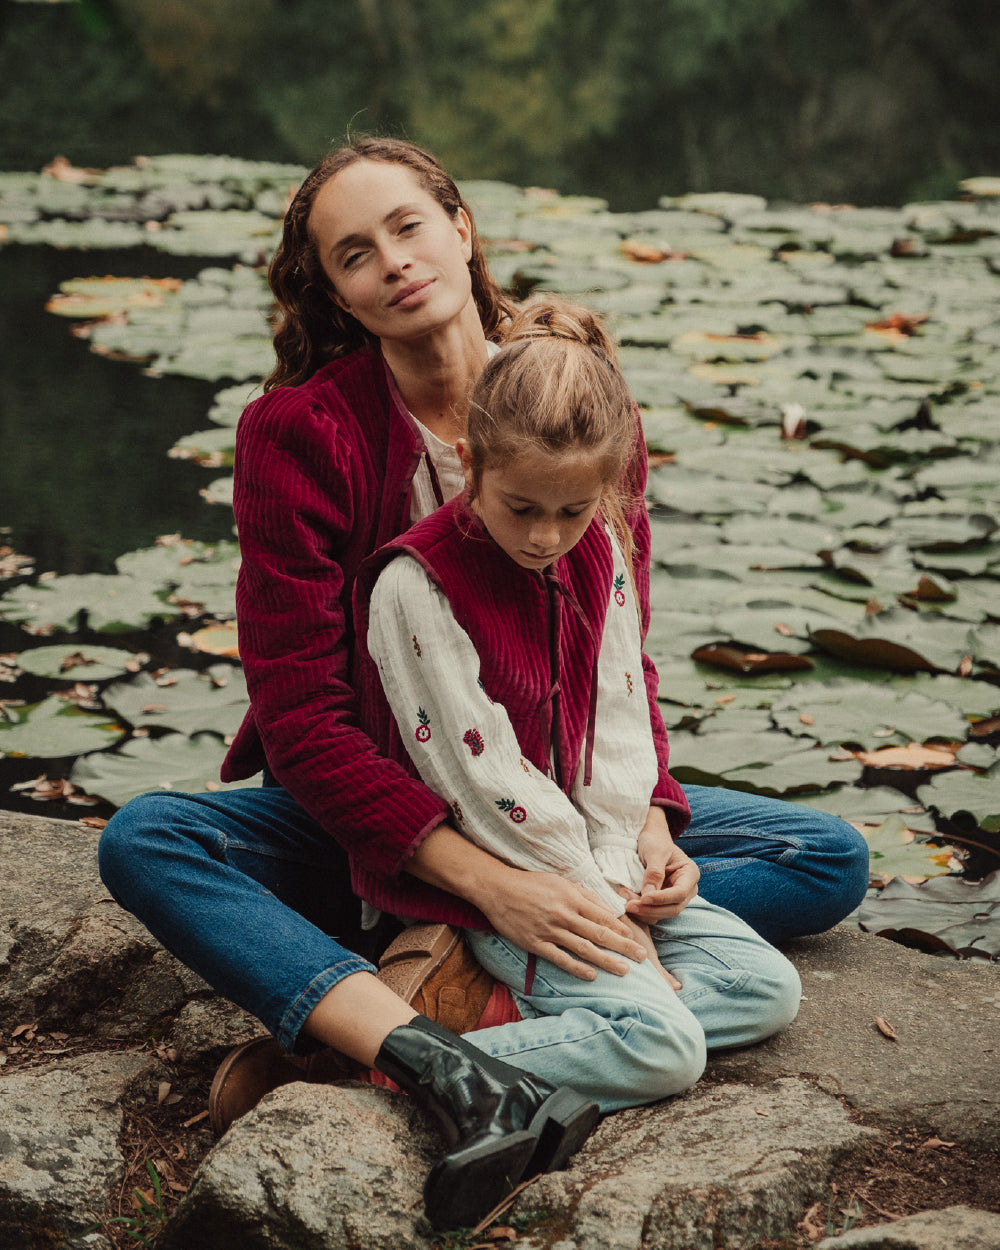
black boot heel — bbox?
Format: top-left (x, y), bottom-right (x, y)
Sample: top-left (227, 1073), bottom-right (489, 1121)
top-left (527, 1086), bottom-right (601, 1174)
top-left (374, 1016), bottom-right (598, 1230)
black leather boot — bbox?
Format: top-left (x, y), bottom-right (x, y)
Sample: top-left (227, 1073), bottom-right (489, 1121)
top-left (374, 1015), bottom-right (599, 1229)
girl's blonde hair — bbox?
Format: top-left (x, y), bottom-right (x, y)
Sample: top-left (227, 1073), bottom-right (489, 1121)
top-left (466, 298), bottom-right (642, 568)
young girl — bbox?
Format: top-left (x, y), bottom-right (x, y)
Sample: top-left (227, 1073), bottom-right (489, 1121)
top-left (356, 299), bottom-right (802, 1111)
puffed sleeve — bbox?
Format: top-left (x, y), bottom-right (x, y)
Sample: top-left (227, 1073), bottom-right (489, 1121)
top-left (369, 555), bottom-right (629, 915)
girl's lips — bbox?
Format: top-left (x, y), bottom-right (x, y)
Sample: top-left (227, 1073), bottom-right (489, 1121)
top-left (389, 279), bottom-right (433, 308)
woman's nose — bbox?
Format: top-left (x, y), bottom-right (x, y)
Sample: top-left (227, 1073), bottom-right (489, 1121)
top-left (380, 243), bottom-right (411, 276)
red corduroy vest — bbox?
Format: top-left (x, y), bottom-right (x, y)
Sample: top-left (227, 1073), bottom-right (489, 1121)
top-left (356, 497), bottom-right (615, 797)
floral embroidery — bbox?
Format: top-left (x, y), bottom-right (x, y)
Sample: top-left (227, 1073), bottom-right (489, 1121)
top-left (613, 573), bottom-right (626, 607)
top-left (463, 727), bottom-right (485, 756)
top-left (412, 634), bottom-right (422, 658)
top-left (625, 671), bottom-right (634, 696)
top-left (519, 756), bottom-right (531, 774)
top-left (477, 678), bottom-right (495, 705)
top-left (414, 707), bottom-right (432, 742)
top-left (496, 797), bottom-right (527, 823)
top-left (451, 800), bottom-right (464, 827)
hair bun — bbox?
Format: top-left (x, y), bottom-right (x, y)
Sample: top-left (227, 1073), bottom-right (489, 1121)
top-left (503, 296), bottom-right (616, 358)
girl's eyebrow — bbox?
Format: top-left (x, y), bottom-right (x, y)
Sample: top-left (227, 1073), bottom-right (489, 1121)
top-left (330, 204), bottom-right (423, 256)
top-left (502, 490), bottom-right (601, 507)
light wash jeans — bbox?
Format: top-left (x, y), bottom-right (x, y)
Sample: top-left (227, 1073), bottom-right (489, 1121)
top-left (98, 781), bottom-right (865, 1073)
top-left (464, 896), bottom-right (801, 1112)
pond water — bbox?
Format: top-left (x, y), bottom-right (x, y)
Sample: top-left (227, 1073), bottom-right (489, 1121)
top-left (0, 245), bottom-right (236, 576)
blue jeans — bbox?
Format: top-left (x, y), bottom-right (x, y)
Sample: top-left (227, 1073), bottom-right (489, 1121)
top-left (465, 896), bottom-right (801, 1111)
top-left (98, 782), bottom-right (867, 1061)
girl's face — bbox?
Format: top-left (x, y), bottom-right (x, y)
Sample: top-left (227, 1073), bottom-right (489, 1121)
top-left (459, 441), bottom-right (606, 571)
top-left (308, 160), bottom-right (475, 343)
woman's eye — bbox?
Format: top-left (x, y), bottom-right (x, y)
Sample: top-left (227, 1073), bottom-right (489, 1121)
top-left (343, 251), bottom-right (364, 269)
top-left (400, 219), bottom-right (422, 233)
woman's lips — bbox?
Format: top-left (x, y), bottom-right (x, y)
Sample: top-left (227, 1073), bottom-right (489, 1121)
top-left (390, 279), bottom-right (433, 307)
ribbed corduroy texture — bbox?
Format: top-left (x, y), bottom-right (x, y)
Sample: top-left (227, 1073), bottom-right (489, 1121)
top-left (223, 346), bottom-right (687, 929)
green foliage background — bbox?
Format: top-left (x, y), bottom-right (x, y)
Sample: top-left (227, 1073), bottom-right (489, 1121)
top-left (2, 0), bottom-right (999, 208)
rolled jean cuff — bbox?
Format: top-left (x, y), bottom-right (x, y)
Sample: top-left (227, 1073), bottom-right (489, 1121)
top-left (276, 954), bottom-right (377, 1055)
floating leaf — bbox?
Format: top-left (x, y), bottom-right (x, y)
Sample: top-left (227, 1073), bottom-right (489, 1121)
top-left (859, 869), bottom-right (1000, 958)
top-left (690, 643), bottom-right (812, 674)
top-left (860, 814), bottom-right (957, 884)
top-left (0, 696), bottom-right (124, 758)
top-left (0, 574), bottom-right (177, 633)
top-left (102, 666), bottom-right (248, 735)
top-left (70, 731), bottom-right (256, 807)
top-left (917, 761), bottom-right (1000, 833)
top-left (15, 644), bottom-right (142, 682)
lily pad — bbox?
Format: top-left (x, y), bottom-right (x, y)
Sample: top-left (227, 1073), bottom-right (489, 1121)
top-left (860, 814), bottom-right (958, 884)
top-left (101, 665), bottom-right (248, 735)
top-left (794, 787), bottom-right (939, 834)
top-left (770, 681), bottom-right (970, 748)
top-left (917, 761), bottom-right (1000, 833)
top-left (0, 695), bottom-right (124, 758)
top-left (859, 869), bottom-right (1000, 958)
top-left (70, 731), bottom-right (257, 807)
top-left (15, 644), bottom-right (142, 682)
top-left (0, 574), bottom-right (177, 633)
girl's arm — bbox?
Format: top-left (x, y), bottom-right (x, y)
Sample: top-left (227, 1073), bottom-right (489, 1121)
top-left (368, 555), bottom-right (629, 914)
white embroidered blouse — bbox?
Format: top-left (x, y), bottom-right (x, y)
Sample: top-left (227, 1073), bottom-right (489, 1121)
top-left (367, 527), bottom-right (659, 917)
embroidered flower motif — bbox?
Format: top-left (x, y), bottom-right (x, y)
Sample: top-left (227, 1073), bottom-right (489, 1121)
top-left (414, 707), bottom-right (431, 742)
top-left (463, 728), bottom-right (485, 756)
top-left (625, 671), bottom-right (634, 696)
top-left (451, 800), bottom-right (464, 827)
top-left (477, 678), bottom-right (495, 705)
top-left (496, 797), bottom-right (527, 823)
top-left (519, 756), bottom-right (531, 774)
top-left (613, 573), bottom-right (626, 607)
top-left (412, 634), bottom-right (422, 658)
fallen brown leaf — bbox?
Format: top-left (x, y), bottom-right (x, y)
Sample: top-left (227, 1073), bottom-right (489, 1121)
top-left (874, 1015), bottom-right (898, 1041)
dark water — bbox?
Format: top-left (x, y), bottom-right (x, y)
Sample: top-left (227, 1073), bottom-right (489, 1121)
top-left (0, 245), bottom-right (235, 576)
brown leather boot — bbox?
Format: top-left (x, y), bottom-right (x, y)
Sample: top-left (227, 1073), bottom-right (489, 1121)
top-left (377, 923), bottom-right (520, 1033)
top-left (208, 1035), bottom-right (362, 1135)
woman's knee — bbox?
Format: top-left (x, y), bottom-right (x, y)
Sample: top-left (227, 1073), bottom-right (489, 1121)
top-left (97, 791), bottom-right (198, 899)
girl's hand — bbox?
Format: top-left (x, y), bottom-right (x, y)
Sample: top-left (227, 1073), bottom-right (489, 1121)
top-left (624, 807), bottom-right (700, 925)
top-left (480, 869), bottom-right (648, 981)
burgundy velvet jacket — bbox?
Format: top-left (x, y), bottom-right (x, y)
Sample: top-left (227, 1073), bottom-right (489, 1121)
top-left (222, 345), bottom-right (685, 927)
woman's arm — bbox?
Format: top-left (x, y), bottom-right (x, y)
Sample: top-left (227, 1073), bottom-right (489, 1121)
top-left (230, 385), bottom-right (450, 875)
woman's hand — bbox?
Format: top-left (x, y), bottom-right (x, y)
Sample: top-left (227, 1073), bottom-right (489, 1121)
top-left (481, 869), bottom-right (648, 981)
top-left (407, 823), bottom-right (647, 981)
top-left (624, 806), bottom-right (700, 925)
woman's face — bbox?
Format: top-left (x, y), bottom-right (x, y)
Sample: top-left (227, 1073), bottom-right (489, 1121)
top-left (308, 160), bottom-right (475, 343)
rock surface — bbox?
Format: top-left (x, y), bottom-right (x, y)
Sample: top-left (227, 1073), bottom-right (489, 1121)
top-left (2, 810), bottom-right (998, 1250)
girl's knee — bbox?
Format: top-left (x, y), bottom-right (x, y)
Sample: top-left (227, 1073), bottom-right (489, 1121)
top-left (752, 954), bottom-right (802, 1040)
top-left (633, 1012), bottom-right (707, 1103)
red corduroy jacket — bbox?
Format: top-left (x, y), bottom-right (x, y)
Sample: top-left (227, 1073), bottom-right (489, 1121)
top-left (223, 345), bottom-right (684, 927)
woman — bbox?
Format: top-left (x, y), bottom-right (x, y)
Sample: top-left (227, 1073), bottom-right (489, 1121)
top-left (98, 135), bottom-right (867, 1206)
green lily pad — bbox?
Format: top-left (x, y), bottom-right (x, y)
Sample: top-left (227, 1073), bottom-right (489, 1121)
top-left (858, 869), bottom-right (1000, 958)
top-left (667, 729), bottom-right (862, 795)
top-left (861, 814), bottom-right (957, 882)
top-left (0, 696), bottom-right (124, 758)
top-left (0, 574), bottom-right (177, 633)
top-left (15, 644), bottom-right (143, 682)
top-left (101, 665), bottom-right (248, 735)
top-left (809, 608), bottom-right (980, 674)
top-left (770, 680), bottom-right (970, 748)
top-left (70, 731), bottom-right (257, 807)
top-left (794, 787), bottom-right (938, 834)
top-left (917, 761), bottom-right (1000, 833)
